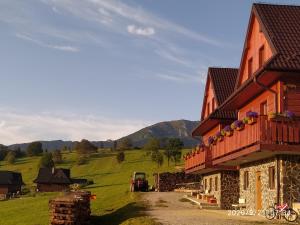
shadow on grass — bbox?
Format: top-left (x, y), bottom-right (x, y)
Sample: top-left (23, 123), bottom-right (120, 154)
top-left (90, 153), bottom-right (116, 159)
top-left (87, 183), bottom-right (128, 190)
top-left (91, 202), bottom-right (148, 225)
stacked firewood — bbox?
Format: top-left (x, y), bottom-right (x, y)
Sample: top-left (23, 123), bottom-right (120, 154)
top-left (49, 191), bottom-right (91, 225)
top-left (153, 172), bottom-right (202, 192)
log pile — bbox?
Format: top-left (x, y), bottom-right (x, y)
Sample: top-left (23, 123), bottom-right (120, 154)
top-left (153, 172), bottom-right (202, 192)
top-left (49, 191), bottom-right (91, 225)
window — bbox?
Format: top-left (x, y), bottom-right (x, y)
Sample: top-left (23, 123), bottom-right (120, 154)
top-left (207, 102), bottom-right (210, 116)
top-left (209, 178), bottom-right (212, 191)
top-left (259, 45), bottom-right (265, 67)
top-left (260, 101), bottom-right (268, 115)
top-left (269, 166), bottom-right (275, 189)
top-left (243, 171), bottom-right (249, 190)
top-left (248, 57), bottom-right (253, 78)
top-left (204, 179), bottom-right (207, 190)
top-left (212, 97), bottom-right (215, 112)
top-left (215, 176), bottom-right (218, 191)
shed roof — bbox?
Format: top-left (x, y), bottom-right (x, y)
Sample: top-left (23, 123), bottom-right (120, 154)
top-left (0, 171), bottom-right (24, 185)
top-left (34, 168), bottom-right (72, 184)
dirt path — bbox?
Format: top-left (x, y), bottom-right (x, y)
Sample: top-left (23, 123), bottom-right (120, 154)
top-left (142, 192), bottom-right (295, 225)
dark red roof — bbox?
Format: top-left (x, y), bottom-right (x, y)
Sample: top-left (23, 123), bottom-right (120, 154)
top-left (193, 68), bottom-right (238, 136)
top-left (254, 3), bottom-right (300, 71)
top-left (209, 68), bottom-right (239, 105)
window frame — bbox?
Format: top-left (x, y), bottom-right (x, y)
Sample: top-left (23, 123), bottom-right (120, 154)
top-left (248, 57), bottom-right (253, 78)
top-left (259, 45), bottom-right (265, 67)
top-left (269, 166), bottom-right (275, 190)
top-left (243, 171), bottom-right (249, 190)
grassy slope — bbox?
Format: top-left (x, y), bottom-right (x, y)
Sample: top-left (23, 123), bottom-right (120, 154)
top-left (0, 149), bottom-right (188, 225)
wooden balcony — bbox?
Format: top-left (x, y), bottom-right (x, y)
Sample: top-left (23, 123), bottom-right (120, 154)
top-left (185, 147), bottom-right (211, 174)
top-left (184, 147), bottom-right (237, 174)
top-left (211, 115), bottom-right (300, 166)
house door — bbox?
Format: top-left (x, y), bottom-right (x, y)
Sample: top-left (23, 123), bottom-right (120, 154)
top-left (256, 171), bottom-right (262, 210)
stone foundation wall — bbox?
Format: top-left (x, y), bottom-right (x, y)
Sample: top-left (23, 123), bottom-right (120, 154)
top-left (240, 158), bottom-right (277, 211)
top-left (220, 171), bottom-right (239, 209)
top-left (202, 173), bottom-right (221, 205)
top-left (281, 155), bottom-right (300, 205)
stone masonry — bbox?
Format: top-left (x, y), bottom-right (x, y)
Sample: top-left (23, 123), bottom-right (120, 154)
top-left (281, 155), bottom-right (300, 205)
top-left (240, 157), bottom-right (277, 211)
top-left (202, 171), bottom-right (239, 209)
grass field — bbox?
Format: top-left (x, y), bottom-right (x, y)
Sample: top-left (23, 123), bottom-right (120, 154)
top-left (0, 149), bottom-right (188, 225)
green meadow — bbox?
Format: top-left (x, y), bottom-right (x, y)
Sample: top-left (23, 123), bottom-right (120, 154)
top-left (0, 149), bottom-right (188, 225)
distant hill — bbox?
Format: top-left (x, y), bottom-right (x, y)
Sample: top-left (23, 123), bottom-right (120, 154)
top-left (7, 119), bottom-right (199, 151)
top-left (118, 119), bottom-right (199, 147)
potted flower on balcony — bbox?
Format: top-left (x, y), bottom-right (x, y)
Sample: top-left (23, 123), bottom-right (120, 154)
top-left (268, 112), bottom-right (277, 120)
top-left (284, 110), bottom-right (295, 119)
top-left (215, 131), bottom-right (224, 142)
top-left (242, 117), bottom-right (250, 125)
top-left (223, 125), bottom-right (233, 137)
top-left (208, 136), bottom-right (216, 146)
top-left (246, 111), bottom-right (258, 124)
top-left (231, 120), bottom-right (245, 131)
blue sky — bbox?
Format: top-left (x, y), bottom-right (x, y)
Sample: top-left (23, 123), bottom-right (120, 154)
top-left (0, 0), bottom-right (299, 144)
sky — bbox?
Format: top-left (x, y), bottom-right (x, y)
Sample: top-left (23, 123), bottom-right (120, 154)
top-left (0, 0), bottom-right (299, 145)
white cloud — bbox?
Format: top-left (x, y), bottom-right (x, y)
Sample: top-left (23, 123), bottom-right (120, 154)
top-left (154, 49), bottom-right (193, 67)
top-left (127, 25), bottom-right (155, 36)
top-left (42, 0), bottom-right (223, 46)
top-left (0, 109), bottom-right (150, 145)
top-left (15, 33), bottom-right (80, 52)
top-left (156, 71), bottom-right (204, 84)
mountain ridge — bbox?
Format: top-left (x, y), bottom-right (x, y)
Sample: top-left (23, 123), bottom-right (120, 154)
top-left (7, 119), bottom-right (199, 151)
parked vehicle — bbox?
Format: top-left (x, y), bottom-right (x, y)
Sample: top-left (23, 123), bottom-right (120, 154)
top-left (265, 203), bottom-right (298, 222)
top-left (130, 172), bottom-right (148, 192)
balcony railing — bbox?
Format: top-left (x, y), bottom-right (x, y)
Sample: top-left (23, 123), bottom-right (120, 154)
top-left (211, 115), bottom-right (300, 160)
top-left (185, 147), bottom-right (209, 171)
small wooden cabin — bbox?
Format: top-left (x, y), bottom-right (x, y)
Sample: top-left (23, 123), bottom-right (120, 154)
top-left (34, 168), bottom-right (72, 192)
top-left (0, 171), bottom-right (24, 195)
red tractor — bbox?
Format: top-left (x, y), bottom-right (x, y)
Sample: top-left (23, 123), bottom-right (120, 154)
top-left (130, 172), bottom-right (148, 192)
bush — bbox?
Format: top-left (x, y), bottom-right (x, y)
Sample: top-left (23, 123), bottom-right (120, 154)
top-left (116, 151), bottom-right (125, 163)
top-left (76, 156), bottom-right (87, 165)
top-left (38, 153), bottom-right (54, 168)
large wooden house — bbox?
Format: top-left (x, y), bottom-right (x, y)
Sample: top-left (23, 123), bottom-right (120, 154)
top-left (0, 171), bottom-right (24, 195)
top-left (185, 3), bottom-right (300, 211)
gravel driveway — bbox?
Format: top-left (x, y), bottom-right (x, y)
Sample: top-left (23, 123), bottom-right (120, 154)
top-left (142, 192), bottom-right (296, 225)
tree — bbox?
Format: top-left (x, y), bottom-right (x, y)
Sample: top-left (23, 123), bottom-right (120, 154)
top-left (144, 138), bottom-right (163, 167)
top-left (74, 139), bottom-right (97, 165)
top-left (99, 141), bottom-right (104, 149)
top-left (151, 151), bottom-right (164, 167)
top-left (112, 141), bottom-right (117, 151)
top-left (52, 149), bottom-right (63, 164)
top-left (143, 138), bottom-right (160, 156)
top-left (118, 138), bottom-right (132, 151)
top-left (39, 152), bottom-right (54, 168)
top-left (27, 142), bottom-right (43, 156)
top-left (116, 151), bottom-right (125, 163)
top-left (0, 144), bottom-right (8, 161)
top-left (5, 151), bottom-right (16, 165)
top-left (166, 138), bottom-right (184, 166)
top-left (14, 147), bottom-right (25, 158)
top-left (74, 139), bottom-right (97, 156)
top-left (164, 148), bottom-right (172, 167)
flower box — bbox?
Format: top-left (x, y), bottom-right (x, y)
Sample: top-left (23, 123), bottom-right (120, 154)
top-left (247, 117), bottom-right (257, 125)
top-left (268, 112), bottom-right (277, 120)
top-left (225, 131), bottom-right (233, 137)
top-left (231, 120), bottom-right (244, 131)
top-left (223, 125), bottom-right (233, 137)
